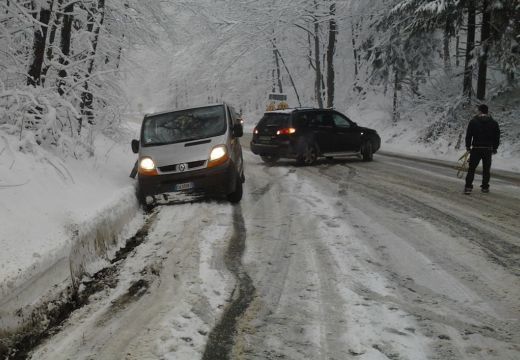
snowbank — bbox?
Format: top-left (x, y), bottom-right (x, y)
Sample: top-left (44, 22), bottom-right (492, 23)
top-left (0, 128), bottom-right (143, 334)
top-left (345, 92), bottom-right (520, 173)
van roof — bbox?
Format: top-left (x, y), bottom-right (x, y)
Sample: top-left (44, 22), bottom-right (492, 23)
top-left (144, 103), bottom-right (227, 118)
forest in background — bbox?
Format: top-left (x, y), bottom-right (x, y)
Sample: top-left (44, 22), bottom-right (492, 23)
top-left (0, 0), bottom-right (168, 156)
top-left (1, 0), bottom-right (519, 157)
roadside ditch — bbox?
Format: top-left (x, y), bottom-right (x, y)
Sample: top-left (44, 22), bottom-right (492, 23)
top-left (0, 193), bottom-right (150, 359)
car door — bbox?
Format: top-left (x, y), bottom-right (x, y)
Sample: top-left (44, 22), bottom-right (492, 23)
top-left (308, 111), bottom-right (336, 153)
top-left (332, 112), bottom-right (362, 151)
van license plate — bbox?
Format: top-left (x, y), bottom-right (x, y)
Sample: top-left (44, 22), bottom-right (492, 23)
top-left (175, 182), bottom-right (194, 191)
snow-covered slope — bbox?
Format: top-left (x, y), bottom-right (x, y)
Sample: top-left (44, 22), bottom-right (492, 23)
top-left (0, 126), bottom-right (141, 300)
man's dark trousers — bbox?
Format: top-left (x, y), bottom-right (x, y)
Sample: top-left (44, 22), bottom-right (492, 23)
top-left (465, 148), bottom-right (493, 189)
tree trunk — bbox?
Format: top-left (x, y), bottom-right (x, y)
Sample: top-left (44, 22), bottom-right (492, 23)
top-left (313, 3), bottom-right (323, 108)
top-left (351, 19), bottom-right (359, 78)
top-left (41, 0), bottom-right (63, 86)
top-left (57, 2), bottom-right (74, 96)
top-left (477, 0), bottom-right (491, 100)
top-left (463, 1), bottom-right (476, 99)
top-left (455, 34), bottom-right (460, 67)
top-left (80, 0), bottom-right (106, 129)
top-left (27, 0), bottom-right (54, 86)
top-left (326, 2), bottom-right (336, 108)
top-left (115, 36), bottom-right (124, 70)
top-left (443, 18), bottom-right (451, 71)
top-left (392, 69), bottom-right (400, 122)
top-left (307, 32), bottom-right (313, 69)
top-left (273, 46), bottom-right (302, 106)
top-left (271, 69), bottom-right (276, 93)
top-left (272, 39), bottom-right (283, 93)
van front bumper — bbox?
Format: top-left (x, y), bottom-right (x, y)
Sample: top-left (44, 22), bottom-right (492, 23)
top-left (138, 159), bottom-right (237, 199)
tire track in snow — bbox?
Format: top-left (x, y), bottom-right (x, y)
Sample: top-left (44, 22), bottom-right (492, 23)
top-left (202, 205), bottom-right (255, 360)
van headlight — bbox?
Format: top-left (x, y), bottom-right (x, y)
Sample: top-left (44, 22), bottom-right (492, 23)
top-left (140, 157), bottom-right (156, 170)
top-left (208, 145), bottom-right (229, 168)
top-left (210, 145), bottom-right (227, 161)
top-left (138, 157), bottom-right (158, 175)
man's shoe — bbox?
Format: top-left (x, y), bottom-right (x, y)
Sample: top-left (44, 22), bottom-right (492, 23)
top-left (464, 187), bottom-right (472, 195)
top-left (481, 187), bottom-right (490, 193)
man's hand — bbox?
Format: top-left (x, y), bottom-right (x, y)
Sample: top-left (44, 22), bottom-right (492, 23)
top-left (466, 147), bottom-right (471, 152)
top-left (493, 149), bottom-right (497, 155)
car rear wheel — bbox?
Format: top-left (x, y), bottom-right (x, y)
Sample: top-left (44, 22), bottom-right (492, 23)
top-left (261, 155), bottom-right (280, 165)
top-left (227, 174), bottom-right (243, 203)
top-left (297, 141), bottom-right (318, 166)
top-left (361, 141), bottom-right (373, 162)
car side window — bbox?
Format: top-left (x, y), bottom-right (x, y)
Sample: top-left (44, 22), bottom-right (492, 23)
top-left (294, 112), bottom-right (312, 128)
top-left (333, 114), bottom-right (351, 128)
top-left (315, 112), bottom-right (334, 127)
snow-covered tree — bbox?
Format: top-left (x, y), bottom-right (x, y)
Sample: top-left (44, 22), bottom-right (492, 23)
top-left (0, 0), bottom-right (171, 155)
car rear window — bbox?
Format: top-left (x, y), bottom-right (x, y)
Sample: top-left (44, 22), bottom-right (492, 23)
top-left (258, 113), bottom-right (291, 128)
top-left (142, 105), bottom-right (226, 146)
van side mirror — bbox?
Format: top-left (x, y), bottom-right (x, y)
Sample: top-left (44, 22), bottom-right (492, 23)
top-left (131, 139), bottom-right (140, 153)
top-left (232, 123), bottom-right (243, 138)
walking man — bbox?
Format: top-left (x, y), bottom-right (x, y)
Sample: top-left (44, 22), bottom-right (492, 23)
top-left (464, 104), bottom-right (500, 194)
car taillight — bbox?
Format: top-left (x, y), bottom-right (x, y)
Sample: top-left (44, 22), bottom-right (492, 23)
top-left (254, 128), bottom-right (259, 135)
top-left (276, 128), bottom-right (296, 136)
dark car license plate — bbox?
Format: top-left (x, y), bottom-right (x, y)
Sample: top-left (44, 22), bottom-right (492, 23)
top-left (174, 182), bottom-right (194, 191)
top-left (259, 136), bottom-right (272, 142)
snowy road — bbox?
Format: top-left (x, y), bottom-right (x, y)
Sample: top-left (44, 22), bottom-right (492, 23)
top-left (28, 150), bottom-right (519, 360)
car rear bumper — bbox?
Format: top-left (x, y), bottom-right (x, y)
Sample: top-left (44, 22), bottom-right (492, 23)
top-left (250, 140), bottom-right (297, 158)
top-left (138, 159), bottom-right (237, 198)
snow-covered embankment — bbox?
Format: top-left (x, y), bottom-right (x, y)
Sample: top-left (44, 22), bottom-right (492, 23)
top-left (0, 130), bottom-right (142, 352)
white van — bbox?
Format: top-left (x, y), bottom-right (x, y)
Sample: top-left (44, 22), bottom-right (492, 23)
top-left (131, 103), bottom-right (245, 206)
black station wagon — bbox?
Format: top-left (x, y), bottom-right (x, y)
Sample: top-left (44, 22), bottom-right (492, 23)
top-left (250, 108), bottom-right (381, 165)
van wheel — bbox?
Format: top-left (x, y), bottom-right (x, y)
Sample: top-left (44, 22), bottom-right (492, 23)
top-left (261, 155), bottom-right (279, 165)
top-left (297, 141), bottom-right (318, 166)
top-left (136, 187), bottom-right (153, 212)
top-left (136, 187), bottom-right (146, 206)
top-left (361, 141), bottom-right (373, 162)
top-left (227, 175), bottom-right (243, 203)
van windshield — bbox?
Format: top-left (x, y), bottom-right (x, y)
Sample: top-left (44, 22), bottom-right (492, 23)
top-left (142, 105), bottom-right (226, 146)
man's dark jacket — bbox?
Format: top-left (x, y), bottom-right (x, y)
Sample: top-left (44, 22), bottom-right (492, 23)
top-left (465, 115), bottom-right (500, 151)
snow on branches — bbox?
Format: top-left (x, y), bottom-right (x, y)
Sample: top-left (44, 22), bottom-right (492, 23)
top-left (0, 0), bottom-right (167, 157)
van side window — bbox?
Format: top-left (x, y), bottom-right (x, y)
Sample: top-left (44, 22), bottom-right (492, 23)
top-left (226, 106), bottom-right (233, 127)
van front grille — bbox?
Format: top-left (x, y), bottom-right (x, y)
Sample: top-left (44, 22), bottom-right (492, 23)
top-left (159, 160), bottom-right (206, 173)
top-left (188, 160), bottom-right (206, 169)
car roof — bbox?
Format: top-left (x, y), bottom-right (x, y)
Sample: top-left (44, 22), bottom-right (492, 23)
top-left (265, 107), bottom-right (335, 115)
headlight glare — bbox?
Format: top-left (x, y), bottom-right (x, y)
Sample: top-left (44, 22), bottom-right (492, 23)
top-left (210, 146), bottom-right (227, 161)
top-left (140, 157), bottom-right (155, 170)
